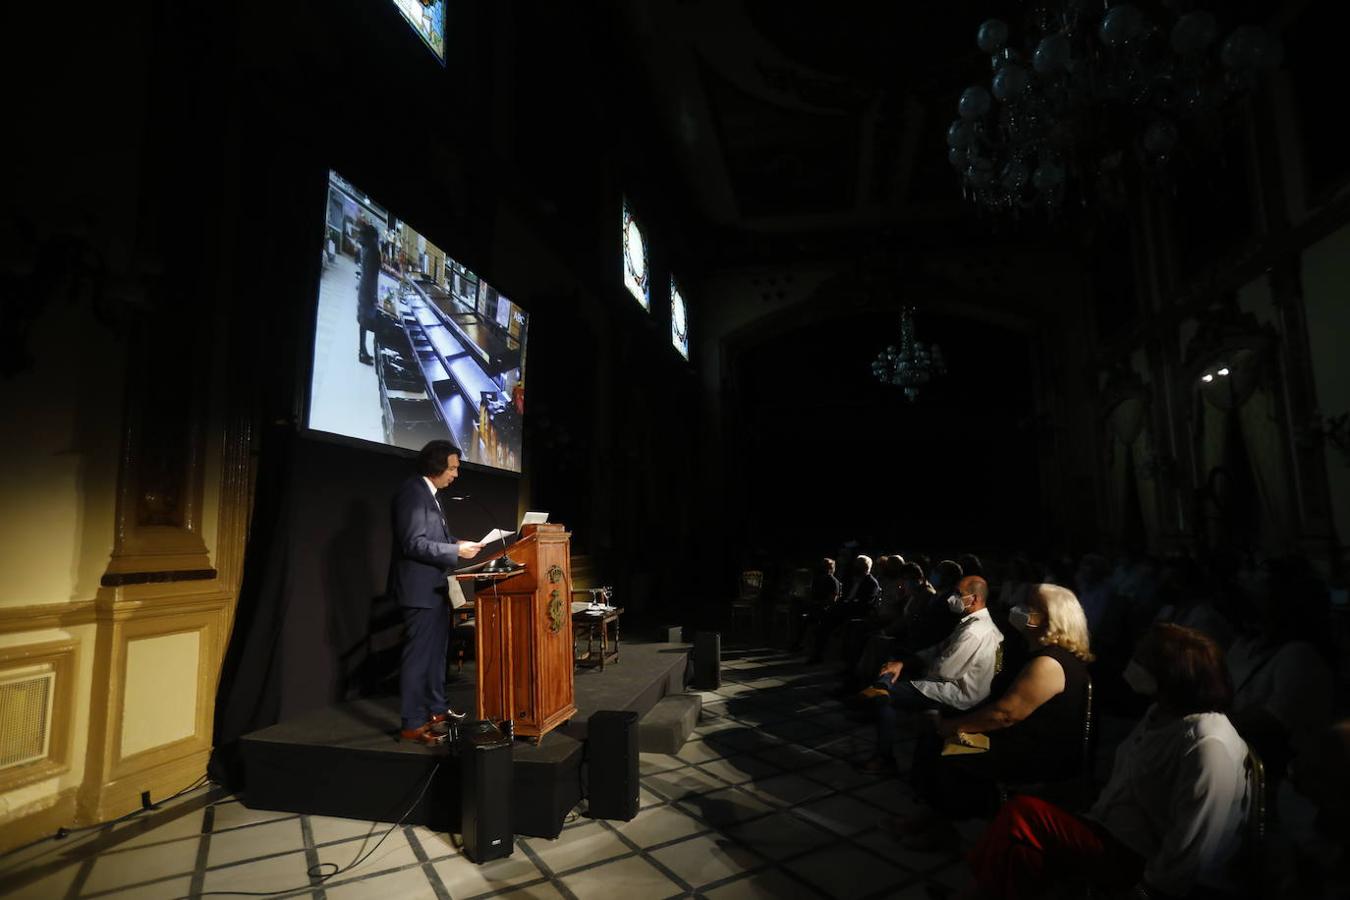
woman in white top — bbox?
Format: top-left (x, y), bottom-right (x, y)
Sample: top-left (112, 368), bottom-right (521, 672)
top-left (965, 624), bottom-right (1251, 900)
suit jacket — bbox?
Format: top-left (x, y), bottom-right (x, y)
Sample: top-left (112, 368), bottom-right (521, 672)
top-left (842, 573), bottom-right (881, 607)
top-left (387, 476), bottom-right (460, 609)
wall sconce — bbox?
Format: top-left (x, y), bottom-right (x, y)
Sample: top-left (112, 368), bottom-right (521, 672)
top-left (1182, 302), bottom-right (1274, 412)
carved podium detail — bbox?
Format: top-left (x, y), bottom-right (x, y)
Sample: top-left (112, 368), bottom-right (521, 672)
top-left (463, 524), bottom-right (577, 742)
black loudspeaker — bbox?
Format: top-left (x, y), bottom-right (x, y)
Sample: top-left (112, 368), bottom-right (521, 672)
top-left (692, 630), bottom-right (721, 690)
top-left (459, 722), bottom-right (514, 863)
top-left (587, 710), bottom-right (639, 821)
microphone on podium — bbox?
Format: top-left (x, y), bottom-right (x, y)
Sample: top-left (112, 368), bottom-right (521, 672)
top-left (447, 495), bottom-right (524, 574)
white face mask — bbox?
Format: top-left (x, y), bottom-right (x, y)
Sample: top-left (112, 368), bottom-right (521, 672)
top-left (1123, 660), bottom-right (1158, 697)
top-left (1009, 605), bottom-right (1034, 632)
top-left (947, 592), bottom-right (970, 615)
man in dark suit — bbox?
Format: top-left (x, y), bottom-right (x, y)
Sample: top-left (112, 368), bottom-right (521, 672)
top-left (389, 440), bottom-right (483, 744)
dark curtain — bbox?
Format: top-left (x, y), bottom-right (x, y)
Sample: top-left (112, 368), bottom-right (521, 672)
top-left (209, 430), bottom-right (518, 789)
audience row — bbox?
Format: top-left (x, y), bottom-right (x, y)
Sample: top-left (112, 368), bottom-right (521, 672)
top-left (747, 547), bottom-right (1347, 898)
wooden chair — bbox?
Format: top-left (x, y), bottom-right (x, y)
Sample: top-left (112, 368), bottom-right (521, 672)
top-left (1236, 747), bottom-right (1267, 898)
top-left (769, 567), bottom-right (813, 647)
top-left (730, 570), bottom-right (763, 639)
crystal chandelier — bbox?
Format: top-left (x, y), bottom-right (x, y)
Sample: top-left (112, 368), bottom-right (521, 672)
top-left (872, 307), bottom-right (946, 402)
top-left (946, 2), bottom-right (1283, 216)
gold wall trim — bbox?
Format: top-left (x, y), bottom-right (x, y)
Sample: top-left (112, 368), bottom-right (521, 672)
top-left (100, 568), bottom-right (217, 588)
top-left (78, 600), bottom-right (229, 823)
top-left (0, 639), bottom-right (79, 795)
top-left (0, 603), bottom-right (97, 635)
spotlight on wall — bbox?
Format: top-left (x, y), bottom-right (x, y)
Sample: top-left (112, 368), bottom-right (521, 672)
top-left (1201, 373), bottom-right (1214, 383)
top-left (1217, 367), bottom-right (1230, 377)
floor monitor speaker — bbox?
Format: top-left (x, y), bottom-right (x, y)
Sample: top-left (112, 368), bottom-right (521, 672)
top-left (459, 722), bottom-right (514, 863)
top-left (587, 710), bottom-right (639, 821)
top-left (692, 631), bottom-right (721, 690)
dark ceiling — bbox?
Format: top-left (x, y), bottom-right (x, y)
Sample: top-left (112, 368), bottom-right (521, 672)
top-left (613, 0), bottom-right (1025, 237)
top-left (609, 0), bottom-right (1295, 269)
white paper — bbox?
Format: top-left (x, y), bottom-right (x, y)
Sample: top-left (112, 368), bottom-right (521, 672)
top-left (447, 577), bottom-right (469, 609)
top-left (478, 528), bottom-right (513, 544)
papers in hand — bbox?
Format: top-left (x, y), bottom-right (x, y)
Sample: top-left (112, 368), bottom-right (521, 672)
top-left (478, 528), bottom-right (513, 545)
top-left (940, 732), bottom-right (990, 756)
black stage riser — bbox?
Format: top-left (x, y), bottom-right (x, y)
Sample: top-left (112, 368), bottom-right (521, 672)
top-left (238, 640), bottom-right (688, 839)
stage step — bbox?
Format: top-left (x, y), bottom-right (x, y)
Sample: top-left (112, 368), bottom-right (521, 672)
top-left (637, 693), bottom-right (701, 754)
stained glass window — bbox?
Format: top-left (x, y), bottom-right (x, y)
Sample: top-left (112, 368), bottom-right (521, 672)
top-left (390, 0), bottom-right (446, 61)
top-left (670, 276), bottom-right (689, 359)
top-left (622, 198), bottom-right (649, 310)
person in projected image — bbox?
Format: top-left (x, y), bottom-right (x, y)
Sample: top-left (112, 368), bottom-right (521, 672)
top-left (356, 215), bottom-right (381, 365)
top-left (388, 440), bottom-right (484, 744)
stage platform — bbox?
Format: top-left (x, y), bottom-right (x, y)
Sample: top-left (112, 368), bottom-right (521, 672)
top-left (238, 639), bottom-right (691, 838)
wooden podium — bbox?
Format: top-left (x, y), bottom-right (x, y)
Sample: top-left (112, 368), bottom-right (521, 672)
top-left (456, 524), bottom-right (576, 742)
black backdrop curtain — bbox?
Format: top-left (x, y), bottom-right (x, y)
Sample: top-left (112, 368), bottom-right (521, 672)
top-left (209, 428), bottom-right (519, 788)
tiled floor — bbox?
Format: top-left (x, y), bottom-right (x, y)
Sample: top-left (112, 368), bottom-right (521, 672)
top-left (0, 648), bottom-right (977, 899)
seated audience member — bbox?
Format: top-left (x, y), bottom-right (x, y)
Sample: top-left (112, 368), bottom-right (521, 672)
top-left (994, 555), bottom-right (1037, 613)
top-left (965, 624), bottom-right (1250, 900)
top-left (884, 583), bottom-right (1094, 845)
top-left (1225, 557), bottom-right (1333, 778)
top-left (1075, 553), bottom-right (1116, 640)
top-left (875, 554), bottom-right (908, 625)
top-left (809, 555), bottom-right (880, 663)
top-left (1152, 554), bottom-right (1233, 650)
top-left (902, 558), bottom-right (964, 654)
top-left (957, 552), bottom-right (984, 579)
top-left (792, 557), bottom-right (841, 652)
top-left (858, 575), bottom-right (1002, 773)
top-left (813, 556), bottom-right (841, 605)
top-left (853, 561), bottom-right (929, 686)
top-left (1270, 719), bottom-right (1350, 897)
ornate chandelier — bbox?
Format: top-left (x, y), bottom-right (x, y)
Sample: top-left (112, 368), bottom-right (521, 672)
top-left (946, 2), bottom-right (1283, 216)
top-left (872, 307), bottom-right (946, 402)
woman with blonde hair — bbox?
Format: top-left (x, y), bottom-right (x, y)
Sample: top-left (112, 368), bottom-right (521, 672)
top-left (883, 583), bottom-right (1095, 849)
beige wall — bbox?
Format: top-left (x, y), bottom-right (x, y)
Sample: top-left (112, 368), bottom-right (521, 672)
top-left (0, 290), bottom-right (246, 850)
top-left (0, 310), bottom-right (125, 608)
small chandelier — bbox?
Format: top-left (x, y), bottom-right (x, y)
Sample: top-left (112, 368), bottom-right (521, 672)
top-left (872, 307), bottom-right (946, 402)
top-left (947, 2), bottom-right (1283, 217)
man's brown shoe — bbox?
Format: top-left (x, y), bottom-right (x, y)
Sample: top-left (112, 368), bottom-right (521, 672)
top-left (428, 709), bottom-right (467, 735)
top-left (399, 724), bottom-right (445, 745)
top-left (858, 686), bottom-right (890, 701)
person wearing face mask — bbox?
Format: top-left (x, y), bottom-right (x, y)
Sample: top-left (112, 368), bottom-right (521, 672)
top-left (880, 583), bottom-right (1094, 848)
top-left (858, 575), bottom-right (1002, 774)
top-left (964, 624), bottom-right (1249, 900)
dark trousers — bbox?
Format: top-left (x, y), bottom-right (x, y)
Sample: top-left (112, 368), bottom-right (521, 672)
top-left (873, 679), bottom-right (946, 756)
top-left (909, 730), bottom-right (1000, 818)
top-left (399, 604), bottom-right (448, 730)
top-left (811, 604), bottom-right (864, 661)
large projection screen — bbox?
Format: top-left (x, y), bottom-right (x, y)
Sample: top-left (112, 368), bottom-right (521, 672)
top-left (307, 170), bottom-right (527, 474)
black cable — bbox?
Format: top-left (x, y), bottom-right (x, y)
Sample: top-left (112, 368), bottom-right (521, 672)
top-left (194, 762), bottom-right (440, 898)
top-left (0, 774), bottom-right (213, 863)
